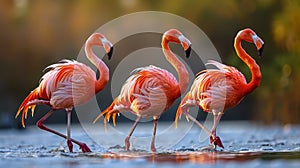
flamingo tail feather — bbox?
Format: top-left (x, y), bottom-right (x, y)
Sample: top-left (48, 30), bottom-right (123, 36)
top-left (16, 89), bottom-right (40, 128)
top-left (93, 99), bottom-right (119, 129)
top-left (175, 95), bottom-right (189, 128)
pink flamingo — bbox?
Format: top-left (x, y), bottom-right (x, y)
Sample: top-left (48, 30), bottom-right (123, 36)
top-left (15, 33), bottom-right (113, 152)
top-left (93, 29), bottom-right (191, 152)
top-left (175, 28), bottom-right (264, 149)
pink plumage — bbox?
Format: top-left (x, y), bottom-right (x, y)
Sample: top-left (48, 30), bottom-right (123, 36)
top-left (15, 33), bottom-right (113, 152)
top-left (94, 29), bottom-right (192, 152)
top-left (175, 28), bottom-right (264, 149)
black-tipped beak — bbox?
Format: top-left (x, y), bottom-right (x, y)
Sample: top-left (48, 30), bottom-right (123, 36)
top-left (185, 46), bottom-right (192, 58)
top-left (258, 44), bottom-right (264, 58)
top-left (107, 46), bottom-right (113, 60)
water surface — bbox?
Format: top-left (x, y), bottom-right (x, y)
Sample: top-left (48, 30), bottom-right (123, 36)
top-left (1, 122), bottom-right (299, 167)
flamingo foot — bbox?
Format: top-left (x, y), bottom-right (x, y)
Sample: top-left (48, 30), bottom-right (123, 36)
top-left (79, 143), bottom-right (91, 153)
top-left (210, 136), bottom-right (224, 148)
top-left (67, 139), bottom-right (73, 152)
top-left (125, 137), bottom-right (130, 151)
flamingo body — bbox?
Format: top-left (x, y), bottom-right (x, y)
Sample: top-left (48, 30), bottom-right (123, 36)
top-left (192, 60), bottom-right (248, 113)
top-left (175, 28), bottom-right (264, 149)
top-left (15, 33), bottom-right (113, 152)
top-left (112, 65), bottom-right (180, 119)
top-left (94, 29), bottom-right (191, 152)
top-left (42, 60), bottom-right (96, 108)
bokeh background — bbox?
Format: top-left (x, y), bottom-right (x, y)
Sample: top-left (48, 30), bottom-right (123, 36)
top-left (0, 0), bottom-right (299, 128)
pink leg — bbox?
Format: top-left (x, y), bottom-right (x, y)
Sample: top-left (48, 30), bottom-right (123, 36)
top-left (211, 113), bottom-right (222, 136)
top-left (180, 102), bottom-right (212, 136)
top-left (209, 113), bottom-right (224, 148)
top-left (27, 99), bottom-right (51, 106)
top-left (125, 116), bottom-right (141, 151)
top-left (36, 109), bottom-right (91, 152)
top-left (186, 113), bottom-right (224, 148)
top-left (66, 109), bottom-right (73, 152)
top-left (186, 113), bottom-right (212, 135)
top-left (180, 102), bottom-right (223, 149)
top-left (150, 117), bottom-right (158, 152)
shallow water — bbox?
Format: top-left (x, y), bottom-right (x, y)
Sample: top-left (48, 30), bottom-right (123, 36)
top-left (0, 122), bottom-right (299, 167)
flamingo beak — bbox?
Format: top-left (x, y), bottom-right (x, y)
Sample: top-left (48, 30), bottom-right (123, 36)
top-left (258, 44), bottom-right (264, 58)
top-left (178, 34), bottom-right (192, 58)
top-left (252, 34), bottom-right (264, 58)
top-left (185, 45), bottom-right (192, 58)
top-left (107, 46), bottom-right (113, 60)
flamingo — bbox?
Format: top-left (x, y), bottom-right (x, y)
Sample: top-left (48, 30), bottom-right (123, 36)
top-left (175, 28), bottom-right (264, 149)
top-left (15, 33), bottom-right (113, 153)
top-left (93, 29), bottom-right (191, 152)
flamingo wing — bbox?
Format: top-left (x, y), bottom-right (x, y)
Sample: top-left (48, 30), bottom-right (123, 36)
top-left (191, 60), bottom-right (247, 112)
top-left (40, 59), bottom-right (96, 109)
top-left (116, 65), bottom-right (179, 118)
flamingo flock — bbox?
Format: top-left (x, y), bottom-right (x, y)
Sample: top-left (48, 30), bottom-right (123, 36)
top-left (16, 28), bottom-right (264, 153)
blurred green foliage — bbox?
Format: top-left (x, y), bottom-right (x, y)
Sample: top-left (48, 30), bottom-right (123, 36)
top-left (0, 0), bottom-right (299, 124)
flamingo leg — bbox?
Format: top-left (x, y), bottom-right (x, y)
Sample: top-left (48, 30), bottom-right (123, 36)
top-left (186, 113), bottom-right (212, 135)
top-left (211, 112), bottom-right (222, 136)
top-left (36, 109), bottom-right (91, 152)
top-left (150, 117), bottom-right (158, 152)
top-left (209, 112), bottom-right (224, 148)
top-left (125, 116), bottom-right (141, 151)
top-left (186, 113), bottom-right (224, 148)
top-left (26, 99), bottom-right (51, 106)
top-left (66, 109), bottom-right (73, 152)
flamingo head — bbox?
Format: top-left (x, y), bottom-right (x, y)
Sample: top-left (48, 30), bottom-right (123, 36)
top-left (237, 28), bottom-right (264, 57)
top-left (163, 29), bottom-right (192, 58)
top-left (87, 33), bottom-right (114, 60)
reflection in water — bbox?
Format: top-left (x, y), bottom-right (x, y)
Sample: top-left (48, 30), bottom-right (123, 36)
top-left (1, 124), bottom-right (300, 167)
top-left (83, 151), bottom-right (300, 164)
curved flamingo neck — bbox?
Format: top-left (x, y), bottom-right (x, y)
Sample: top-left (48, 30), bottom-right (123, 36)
top-left (234, 37), bottom-right (261, 94)
top-left (162, 38), bottom-right (189, 95)
top-left (85, 43), bottom-right (109, 93)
